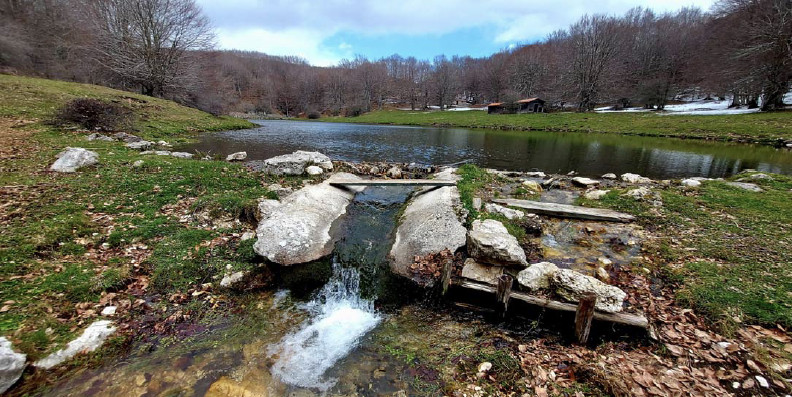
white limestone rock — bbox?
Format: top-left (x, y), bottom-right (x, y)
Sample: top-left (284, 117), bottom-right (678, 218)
top-left (220, 271), bottom-right (248, 288)
top-left (49, 147), bottom-right (99, 173)
top-left (387, 166), bottom-right (402, 179)
top-left (257, 199), bottom-right (281, 221)
top-left (484, 203), bottom-right (525, 220)
top-left (226, 151), bottom-right (247, 162)
top-left (601, 173), bottom-right (617, 180)
top-left (170, 152), bottom-right (194, 159)
top-left (461, 259), bottom-right (503, 285)
top-left (125, 140), bottom-right (153, 150)
top-left (86, 133), bottom-right (113, 142)
top-left (0, 337), bottom-right (25, 394)
top-left (583, 189), bottom-right (610, 200)
top-left (305, 165), bottom-right (324, 175)
top-left (467, 219), bottom-right (527, 267)
top-left (551, 269), bottom-right (627, 313)
top-left (571, 177), bottom-right (600, 187)
top-left (681, 179), bottom-right (701, 187)
top-left (262, 150), bottom-right (333, 175)
top-left (521, 180), bottom-right (543, 193)
top-left (620, 173), bottom-right (652, 184)
top-left (517, 262), bottom-right (558, 290)
top-left (725, 182), bottom-right (763, 192)
top-left (34, 320), bottom-right (116, 369)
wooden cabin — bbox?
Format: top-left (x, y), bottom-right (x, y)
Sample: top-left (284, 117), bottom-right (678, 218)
top-left (487, 98), bottom-right (546, 114)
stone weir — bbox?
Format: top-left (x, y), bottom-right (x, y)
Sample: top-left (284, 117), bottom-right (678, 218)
top-left (388, 168), bottom-right (468, 286)
top-left (253, 173), bottom-right (364, 265)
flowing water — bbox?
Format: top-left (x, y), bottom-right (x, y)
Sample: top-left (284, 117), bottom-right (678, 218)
top-left (181, 120), bottom-right (792, 178)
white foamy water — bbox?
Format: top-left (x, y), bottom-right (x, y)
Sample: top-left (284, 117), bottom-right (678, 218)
top-left (269, 260), bottom-right (381, 391)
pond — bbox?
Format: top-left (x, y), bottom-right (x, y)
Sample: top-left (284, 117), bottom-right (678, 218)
top-left (181, 120), bottom-right (792, 179)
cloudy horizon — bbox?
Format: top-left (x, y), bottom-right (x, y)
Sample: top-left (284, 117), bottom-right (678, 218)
top-left (196, 0), bottom-right (718, 66)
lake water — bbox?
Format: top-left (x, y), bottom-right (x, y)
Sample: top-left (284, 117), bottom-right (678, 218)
top-left (183, 120), bottom-right (792, 178)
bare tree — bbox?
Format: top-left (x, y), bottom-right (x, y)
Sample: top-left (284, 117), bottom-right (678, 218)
top-left (563, 15), bottom-right (622, 111)
top-left (86, 0), bottom-right (214, 98)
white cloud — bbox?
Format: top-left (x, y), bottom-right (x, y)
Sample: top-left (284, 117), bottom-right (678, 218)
top-left (197, 0), bottom-right (718, 64)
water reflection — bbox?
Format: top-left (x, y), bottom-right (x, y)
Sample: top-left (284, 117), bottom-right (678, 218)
top-left (181, 120), bottom-right (792, 178)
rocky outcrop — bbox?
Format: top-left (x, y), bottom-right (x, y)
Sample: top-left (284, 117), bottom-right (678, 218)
top-left (516, 262), bottom-right (558, 290)
top-left (262, 150), bottom-right (333, 175)
top-left (50, 147), bottom-right (99, 173)
top-left (484, 203), bottom-right (525, 220)
top-left (34, 320), bottom-right (116, 369)
top-left (0, 337), bottom-right (25, 394)
top-left (461, 258), bottom-right (503, 285)
top-left (551, 269), bottom-right (626, 313)
top-left (467, 219), bottom-right (527, 267)
top-left (254, 173), bottom-right (363, 265)
top-left (389, 168), bottom-right (467, 282)
top-left (226, 151), bottom-right (247, 162)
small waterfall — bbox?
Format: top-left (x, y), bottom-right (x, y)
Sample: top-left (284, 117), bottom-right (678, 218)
top-left (268, 259), bottom-right (381, 391)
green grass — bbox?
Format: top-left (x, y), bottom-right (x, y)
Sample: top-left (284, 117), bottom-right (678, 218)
top-left (0, 74), bottom-right (253, 137)
top-left (323, 109), bottom-right (792, 144)
top-left (0, 75), bottom-right (270, 359)
top-left (580, 173), bottom-right (792, 330)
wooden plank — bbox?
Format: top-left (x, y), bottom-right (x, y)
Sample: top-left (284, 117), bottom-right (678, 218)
top-left (330, 179), bottom-right (455, 187)
top-left (575, 293), bottom-right (597, 344)
top-left (493, 199), bottom-right (635, 223)
top-left (454, 279), bottom-right (649, 329)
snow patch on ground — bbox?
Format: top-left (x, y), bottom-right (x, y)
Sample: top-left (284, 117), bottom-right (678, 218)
top-left (595, 99), bottom-right (760, 116)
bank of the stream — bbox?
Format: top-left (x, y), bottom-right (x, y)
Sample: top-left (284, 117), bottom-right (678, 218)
top-left (3, 75), bottom-right (792, 396)
top-left (319, 109), bottom-right (792, 146)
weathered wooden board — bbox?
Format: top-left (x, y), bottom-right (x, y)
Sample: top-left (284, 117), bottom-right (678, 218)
top-left (454, 279), bottom-right (649, 329)
top-left (330, 179), bottom-right (455, 187)
top-left (493, 199), bottom-right (635, 223)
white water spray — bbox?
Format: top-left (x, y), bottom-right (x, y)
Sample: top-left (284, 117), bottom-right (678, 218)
top-left (269, 259), bottom-right (381, 391)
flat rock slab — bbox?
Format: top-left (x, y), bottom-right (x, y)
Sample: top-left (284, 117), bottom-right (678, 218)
top-left (461, 258), bottom-right (503, 285)
top-left (494, 199), bottom-right (635, 223)
top-left (262, 150), bottom-right (333, 175)
top-left (389, 168), bottom-right (467, 283)
top-left (330, 179), bottom-right (455, 186)
top-left (254, 173), bottom-right (363, 265)
top-left (34, 320), bottom-right (116, 369)
top-left (725, 181), bottom-right (763, 192)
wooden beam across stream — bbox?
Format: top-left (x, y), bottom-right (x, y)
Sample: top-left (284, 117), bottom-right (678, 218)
top-left (329, 179), bottom-right (456, 187)
top-left (493, 199), bottom-right (635, 223)
top-left (450, 278), bottom-right (649, 329)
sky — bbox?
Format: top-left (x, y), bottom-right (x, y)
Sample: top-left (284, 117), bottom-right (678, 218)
top-left (196, 0), bottom-right (718, 67)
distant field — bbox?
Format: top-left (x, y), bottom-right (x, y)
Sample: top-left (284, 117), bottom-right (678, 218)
top-left (322, 109), bottom-right (792, 145)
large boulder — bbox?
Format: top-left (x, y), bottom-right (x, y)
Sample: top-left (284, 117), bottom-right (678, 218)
top-left (0, 337), bottom-right (25, 394)
top-left (34, 320), bottom-right (116, 369)
top-left (389, 168), bottom-right (467, 282)
top-left (254, 173), bottom-right (363, 265)
top-left (551, 269), bottom-right (627, 313)
top-left (516, 262), bottom-right (558, 290)
top-left (467, 219), bottom-right (527, 267)
top-left (262, 150), bottom-right (333, 175)
top-left (49, 147), bottom-right (99, 173)
top-left (461, 258), bottom-right (503, 285)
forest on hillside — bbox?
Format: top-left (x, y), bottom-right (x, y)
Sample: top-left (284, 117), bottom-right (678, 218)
top-left (1, 0), bottom-right (790, 116)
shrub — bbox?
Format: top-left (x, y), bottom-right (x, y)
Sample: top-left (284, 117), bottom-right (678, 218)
top-left (54, 98), bottom-right (131, 131)
top-left (344, 105), bottom-right (365, 117)
top-left (307, 110), bottom-right (321, 119)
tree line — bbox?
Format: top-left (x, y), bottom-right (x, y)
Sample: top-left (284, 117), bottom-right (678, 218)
top-left (1, 0), bottom-right (790, 115)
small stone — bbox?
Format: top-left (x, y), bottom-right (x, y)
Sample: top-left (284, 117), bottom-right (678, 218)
top-left (86, 133), bottom-right (113, 142)
top-left (305, 165), bottom-right (323, 175)
top-left (113, 132), bottom-right (141, 142)
top-left (621, 173), bottom-right (652, 184)
top-left (596, 267), bottom-right (610, 281)
top-left (387, 166), bottom-right (402, 179)
top-left (478, 362), bottom-right (492, 373)
top-left (625, 187), bottom-right (653, 200)
top-left (755, 375), bottom-right (769, 388)
top-left (100, 306), bottom-right (116, 316)
top-left (369, 166), bottom-right (380, 174)
top-left (583, 189), bottom-right (609, 200)
top-left (517, 262), bottom-right (558, 290)
top-left (125, 140), bottom-right (153, 150)
top-left (571, 177), bottom-right (600, 187)
top-left (681, 179), bottom-right (701, 187)
top-left (484, 203), bottom-right (524, 220)
top-left (240, 232), bottom-right (255, 241)
top-left (135, 374), bottom-right (146, 387)
top-left (521, 180), bottom-right (543, 193)
top-left (220, 271), bottom-right (247, 288)
top-left (472, 197), bottom-right (482, 211)
top-left (601, 173), bottom-right (617, 180)
top-left (226, 152), bottom-right (247, 162)
top-left (525, 171), bottom-right (546, 178)
top-left (132, 160), bottom-right (144, 168)
top-left (170, 152), bottom-right (193, 159)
